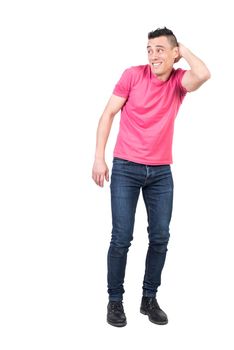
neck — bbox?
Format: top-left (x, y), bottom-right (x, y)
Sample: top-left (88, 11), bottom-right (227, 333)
top-left (154, 68), bottom-right (173, 81)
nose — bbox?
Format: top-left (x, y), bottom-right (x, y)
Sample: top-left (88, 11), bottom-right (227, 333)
top-left (151, 50), bottom-right (160, 60)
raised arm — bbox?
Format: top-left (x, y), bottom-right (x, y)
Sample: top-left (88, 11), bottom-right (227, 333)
top-left (178, 43), bottom-right (211, 92)
top-left (92, 94), bottom-right (127, 187)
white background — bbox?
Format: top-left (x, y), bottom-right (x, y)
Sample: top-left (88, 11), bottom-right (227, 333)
top-left (0, 0), bottom-right (233, 349)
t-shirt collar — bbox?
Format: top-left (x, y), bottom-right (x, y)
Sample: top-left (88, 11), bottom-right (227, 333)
top-left (149, 64), bottom-right (175, 85)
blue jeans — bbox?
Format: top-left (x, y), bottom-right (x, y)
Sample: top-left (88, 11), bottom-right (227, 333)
top-left (107, 157), bottom-right (174, 301)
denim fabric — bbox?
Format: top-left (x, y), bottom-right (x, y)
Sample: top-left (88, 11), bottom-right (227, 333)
top-left (107, 157), bottom-right (174, 301)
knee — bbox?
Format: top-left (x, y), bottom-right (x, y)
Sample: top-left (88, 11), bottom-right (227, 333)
top-left (149, 242), bottom-right (168, 254)
top-left (149, 230), bottom-right (170, 253)
top-left (110, 227), bottom-right (133, 249)
top-left (110, 237), bottom-right (132, 249)
top-left (108, 243), bottom-right (130, 258)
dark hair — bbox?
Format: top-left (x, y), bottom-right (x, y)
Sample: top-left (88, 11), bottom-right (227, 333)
top-left (148, 27), bottom-right (178, 47)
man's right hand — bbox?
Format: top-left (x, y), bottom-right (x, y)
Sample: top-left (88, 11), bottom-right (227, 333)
top-left (92, 158), bottom-right (109, 187)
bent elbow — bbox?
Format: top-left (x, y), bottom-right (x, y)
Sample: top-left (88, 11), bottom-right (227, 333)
top-left (202, 69), bottom-right (211, 82)
top-left (205, 70), bottom-right (211, 81)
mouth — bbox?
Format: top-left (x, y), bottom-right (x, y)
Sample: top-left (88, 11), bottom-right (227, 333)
top-left (152, 62), bottom-right (162, 69)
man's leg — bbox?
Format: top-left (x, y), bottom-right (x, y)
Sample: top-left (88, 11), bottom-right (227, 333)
top-left (107, 158), bottom-right (141, 302)
top-left (107, 158), bottom-right (142, 327)
top-left (140, 165), bottom-right (173, 324)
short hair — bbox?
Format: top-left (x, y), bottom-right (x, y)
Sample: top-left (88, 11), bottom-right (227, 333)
top-left (148, 27), bottom-right (179, 47)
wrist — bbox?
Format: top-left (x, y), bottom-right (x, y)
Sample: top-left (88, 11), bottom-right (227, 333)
top-left (180, 46), bottom-right (192, 60)
top-left (178, 43), bottom-right (188, 57)
top-left (95, 155), bottom-right (105, 161)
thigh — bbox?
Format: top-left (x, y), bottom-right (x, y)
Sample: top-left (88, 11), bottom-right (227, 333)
top-left (110, 158), bottom-right (141, 238)
top-left (142, 165), bottom-right (174, 232)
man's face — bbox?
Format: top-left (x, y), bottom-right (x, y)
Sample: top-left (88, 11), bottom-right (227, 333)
top-left (147, 36), bottom-right (179, 80)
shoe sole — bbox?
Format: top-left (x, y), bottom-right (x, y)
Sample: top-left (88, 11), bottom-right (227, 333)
top-left (140, 309), bottom-right (168, 325)
top-left (107, 319), bottom-right (127, 327)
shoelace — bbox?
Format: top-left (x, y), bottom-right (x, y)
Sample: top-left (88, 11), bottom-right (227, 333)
top-left (110, 302), bottom-right (124, 312)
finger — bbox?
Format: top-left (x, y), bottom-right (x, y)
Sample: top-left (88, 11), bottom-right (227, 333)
top-left (96, 175), bottom-right (100, 186)
top-left (92, 172), bottom-right (98, 185)
top-left (99, 174), bottom-right (104, 187)
top-left (105, 170), bottom-right (109, 182)
top-left (96, 174), bottom-right (100, 186)
top-left (93, 172), bottom-right (100, 186)
top-left (96, 174), bottom-right (101, 187)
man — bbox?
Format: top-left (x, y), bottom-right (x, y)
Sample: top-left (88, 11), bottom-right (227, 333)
top-left (92, 27), bottom-right (210, 327)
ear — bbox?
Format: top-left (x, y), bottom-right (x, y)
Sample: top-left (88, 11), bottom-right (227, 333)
top-left (173, 46), bottom-right (181, 63)
top-left (173, 46), bottom-right (180, 60)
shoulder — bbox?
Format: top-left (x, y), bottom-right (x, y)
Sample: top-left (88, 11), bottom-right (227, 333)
top-left (115, 65), bottom-right (149, 92)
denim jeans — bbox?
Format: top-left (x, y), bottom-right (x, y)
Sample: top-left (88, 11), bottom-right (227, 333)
top-left (107, 157), bottom-right (174, 301)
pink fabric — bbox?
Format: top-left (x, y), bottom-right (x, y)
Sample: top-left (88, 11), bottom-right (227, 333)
top-left (113, 64), bottom-right (187, 165)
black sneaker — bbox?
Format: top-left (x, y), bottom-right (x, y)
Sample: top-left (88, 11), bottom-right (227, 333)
top-left (107, 301), bottom-right (127, 327)
top-left (140, 296), bottom-right (168, 325)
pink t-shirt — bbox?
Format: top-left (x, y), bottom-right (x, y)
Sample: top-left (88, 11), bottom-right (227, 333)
top-left (113, 64), bottom-right (187, 165)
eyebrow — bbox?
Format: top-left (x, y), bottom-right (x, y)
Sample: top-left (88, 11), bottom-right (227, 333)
top-left (147, 45), bottom-right (165, 49)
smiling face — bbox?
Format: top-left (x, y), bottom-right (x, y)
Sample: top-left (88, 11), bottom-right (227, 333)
top-left (147, 36), bottom-right (179, 81)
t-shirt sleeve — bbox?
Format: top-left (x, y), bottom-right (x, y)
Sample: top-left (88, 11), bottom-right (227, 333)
top-left (175, 68), bottom-right (188, 97)
top-left (113, 68), bottom-right (132, 98)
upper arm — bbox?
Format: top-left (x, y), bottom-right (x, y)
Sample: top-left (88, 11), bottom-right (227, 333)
top-left (181, 70), bottom-right (209, 92)
top-left (103, 94), bottom-right (127, 117)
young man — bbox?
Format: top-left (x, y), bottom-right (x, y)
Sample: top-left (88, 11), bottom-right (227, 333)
top-left (92, 27), bottom-right (210, 327)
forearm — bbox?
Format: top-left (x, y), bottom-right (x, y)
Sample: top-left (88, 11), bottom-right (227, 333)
top-left (94, 112), bottom-right (115, 160)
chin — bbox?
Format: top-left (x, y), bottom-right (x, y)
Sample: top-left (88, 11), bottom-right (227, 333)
top-left (151, 68), bottom-right (161, 75)
top-left (154, 70), bottom-right (163, 76)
